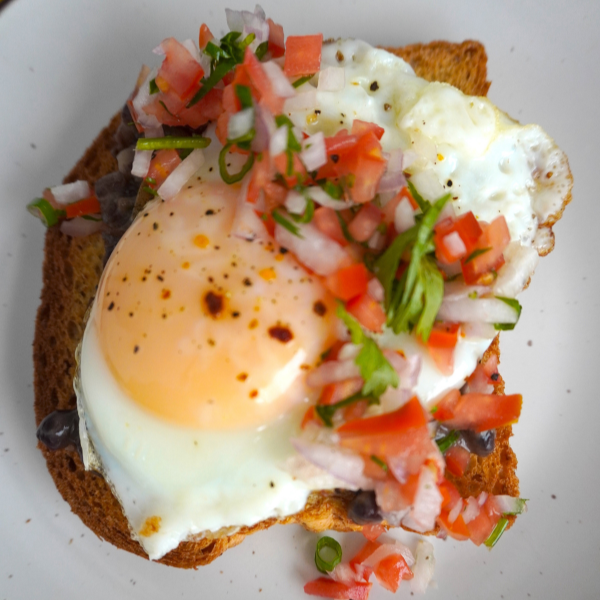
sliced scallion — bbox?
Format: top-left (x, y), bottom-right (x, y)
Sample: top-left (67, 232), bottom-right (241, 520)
top-left (315, 536), bottom-right (342, 574)
top-left (436, 430), bottom-right (460, 453)
top-left (136, 136), bottom-right (211, 151)
top-left (484, 517), bottom-right (509, 548)
top-left (218, 141), bottom-right (255, 184)
top-left (292, 74), bottom-right (315, 88)
top-left (27, 198), bottom-right (65, 227)
top-left (271, 209), bottom-right (302, 238)
top-left (493, 296), bottom-right (522, 331)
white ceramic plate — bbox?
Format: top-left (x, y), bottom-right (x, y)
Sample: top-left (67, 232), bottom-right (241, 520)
top-left (1, 1), bottom-right (598, 598)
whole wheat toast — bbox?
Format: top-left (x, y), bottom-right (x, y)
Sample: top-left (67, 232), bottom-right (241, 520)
top-left (33, 40), bottom-right (570, 568)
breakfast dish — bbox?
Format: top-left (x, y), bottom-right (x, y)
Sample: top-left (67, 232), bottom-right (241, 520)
top-left (31, 5), bottom-right (571, 593)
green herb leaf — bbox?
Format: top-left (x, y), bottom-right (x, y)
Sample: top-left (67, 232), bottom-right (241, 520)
top-left (315, 391), bottom-right (375, 427)
top-left (336, 304), bottom-right (399, 398)
top-left (255, 41), bottom-right (269, 61)
top-left (292, 74), bottom-right (315, 88)
top-left (187, 59), bottom-right (235, 107)
top-left (235, 84), bottom-right (254, 109)
top-left (493, 296), bottom-right (522, 331)
top-left (136, 136), bottom-right (212, 151)
top-left (291, 196), bottom-right (315, 224)
top-left (484, 517), bottom-right (509, 548)
top-left (320, 180), bottom-right (344, 200)
top-left (407, 180), bottom-right (431, 213)
top-left (435, 430), bottom-right (460, 453)
top-left (149, 78), bottom-right (159, 95)
top-left (272, 209), bottom-right (303, 238)
top-left (464, 247), bottom-right (491, 263)
top-left (315, 536), bottom-right (342, 574)
top-left (370, 455), bottom-right (389, 472)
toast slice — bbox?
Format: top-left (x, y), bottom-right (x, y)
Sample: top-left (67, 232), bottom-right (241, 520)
top-left (33, 40), bottom-right (568, 569)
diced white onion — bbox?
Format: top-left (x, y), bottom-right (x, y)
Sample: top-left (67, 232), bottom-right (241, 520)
top-left (306, 359), bottom-right (361, 388)
top-left (181, 38), bottom-right (201, 63)
top-left (493, 242), bottom-right (539, 297)
top-left (377, 169), bottom-right (407, 193)
top-left (116, 148), bottom-right (135, 174)
top-left (50, 180), bottom-right (91, 205)
top-left (284, 190), bottom-right (307, 215)
top-left (448, 498), bottom-right (463, 524)
top-left (367, 277), bottom-right (385, 303)
top-left (362, 541), bottom-right (415, 570)
top-left (478, 491), bottom-right (489, 506)
top-left (410, 540), bottom-right (436, 595)
top-left (387, 148), bottom-right (404, 173)
top-left (131, 69), bottom-right (161, 131)
top-left (443, 281), bottom-right (490, 301)
top-left (401, 466), bottom-right (443, 532)
top-left (442, 231), bottom-right (467, 257)
top-left (262, 61), bottom-right (296, 98)
top-left (300, 131), bottom-right (327, 171)
top-left (462, 496), bottom-right (481, 524)
top-left (409, 169), bottom-right (445, 201)
top-left (306, 186), bottom-right (352, 210)
top-left (394, 197), bottom-right (416, 232)
top-left (231, 178), bottom-right (268, 242)
top-left (283, 89), bottom-right (317, 112)
top-left (435, 198), bottom-right (456, 225)
top-left (330, 563), bottom-right (361, 585)
top-left (274, 219), bottom-right (348, 276)
top-left (157, 149), bottom-right (205, 201)
top-left (60, 216), bottom-right (102, 237)
top-left (317, 66), bottom-right (345, 91)
top-left (367, 228), bottom-right (386, 251)
top-left (228, 107), bottom-right (255, 140)
top-left (437, 297), bottom-right (519, 324)
top-left (269, 126), bottom-right (288, 156)
top-left (144, 125), bottom-right (164, 139)
top-left (131, 150), bottom-right (153, 178)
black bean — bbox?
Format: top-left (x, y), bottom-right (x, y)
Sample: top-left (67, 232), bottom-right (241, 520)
top-left (348, 490), bottom-right (383, 524)
top-left (459, 428), bottom-right (496, 457)
top-left (36, 409), bottom-right (82, 459)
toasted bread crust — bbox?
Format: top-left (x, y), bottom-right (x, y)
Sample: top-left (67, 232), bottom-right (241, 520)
top-left (33, 41), bottom-right (550, 568)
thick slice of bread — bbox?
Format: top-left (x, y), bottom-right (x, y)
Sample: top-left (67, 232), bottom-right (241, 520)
top-left (33, 40), bottom-right (566, 569)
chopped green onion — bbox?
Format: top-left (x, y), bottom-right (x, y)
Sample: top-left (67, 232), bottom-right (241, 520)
top-left (335, 211), bottom-right (359, 244)
top-left (142, 186), bottom-right (159, 197)
top-left (315, 536), bottom-right (343, 574)
top-left (292, 74), bottom-right (315, 88)
top-left (187, 60), bottom-right (235, 107)
top-left (407, 180), bottom-right (431, 213)
top-left (149, 78), bottom-right (159, 95)
top-left (494, 296), bottom-right (522, 331)
top-left (370, 455), bottom-right (389, 472)
top-left (291, 196), bottom-right (315, 224)
top-left (136, 136), bottom-right (211, 151)
top-left (27, 198), bottom-right (65, 227)
top-left (320, 180), bottom-right (344, 200)
top-left (464, 247), bottom-right (492, 263)
top-left (271, 209), bottom-right (303, 238)
top-left (235, 84), bottom-right (254, 109)
top-left (484, 517), bottom-right (509, 548)
top-left (436, 430), bottom-right (460, 453)
top-left (219, 140), bottom-right (255, 184)
top-left (255, 41), bottom-right (269, 60)
top-left (316, 391), bottom-right (376, 427)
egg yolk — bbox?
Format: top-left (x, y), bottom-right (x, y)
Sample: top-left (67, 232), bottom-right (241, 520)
top-left (95, 181), bottom-right (338, 430)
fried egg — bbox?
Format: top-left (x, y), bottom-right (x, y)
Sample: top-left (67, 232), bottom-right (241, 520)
top-left (76, 39), bottom-right (569, 560)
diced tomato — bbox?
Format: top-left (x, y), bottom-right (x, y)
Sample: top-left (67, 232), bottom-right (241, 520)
top-left (64, 196), bottom-right (101, 219)
top-left (351, 120), bottom-right (385, 141)
top-left (375, 473), bottom-right (421, 512)
top-left (438, 478), bottom-right (462, 511)
top-left (434, 211), bottom-right (482, 264)
top-left (431, 388), bottom-right (460, 422)
top-left (284, 34), bottom-right (323, 77)
top-left (361, 524), bottom-right (385, 542)
top-left (318, 379), bottom-right (364, 406)
top-left (147, 149), bottom-right (182, 188)
top-left (222, 84), bottom-right (238, 114)
top-left (272, 151), bottom-right (307, 187)
top-left (374, 553), bottom-right (413, 592)
top-left (342, 399), bottom-right (369, 422)
top-left (215, 111), bottom-right (230, 145)
top-left (267, 18), bottom-right (285, 58)
top-left (325, 263), bottom-right (369, 301)
top-left (466, 353), bottom-right (499, 393)
top-left (425, 322), bottom-right (460, 375)
top-left (361, 454), bottom-right (390, 481)
top-left (434, 391), bottom-right (522, 433)
top-left (325, 130), bottom-right (359, 156)
top-left (466, 499), bottom-right (498, 546)
top-left (243, 47), bottom-right (284, 114)
top-left (314, 207), bottom-right (348, 246)
top-left (345, 293), bottom-right (386, 333)
top-left (437, 510), bottom-right (470, 541)
top-left (198, 23), bottom-right (214, 49)
top-left (304, 578), bottom-right (371, 600)
top-left (461, 216), bottom-right (510, 285)
top-left (350, 540), bottom-right (381, 573)
top-left (444, 445), bottom-right (471, 477)
top-left (347, 203), bottom-right (383, 242)
top-left (155, 38), bottom-right (204, 103)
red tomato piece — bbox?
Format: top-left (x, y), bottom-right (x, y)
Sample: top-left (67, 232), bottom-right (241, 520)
top-left (438, 478), bottom-right (462, 510)
top-left (243, 47), bottom-right (284, 114)
top-left (272, 152), bottom-right (307, 187)
top-left (361, 454), bottom-right (391, 481)
top-left (304, 578), bottom-right (372, 600)
top-left (314, 207), bottom-right (348, 246)
top-left (301, 405), bottom-right (320, 429)
top-left (345, 293), bottom-right (386, 333)
top-left (374, 553), bottom-right (413, 592)
top-left (198, 23), bottom-right (214, 49)
top-left (444, 445), bottom-right (471, 477)
top-left (284, 34), bottom-right (324, 77)
top-left (347, 203), bottom-right (383, 242)
top-left (342, 399), bottom-right (369, 422)
top-left (351, 120), bottom-right (385, 141)
top-left (434, 211), bottom-right (482, 264)
top-left (361, 523), bottom-right (386, 542)
top-left (466, 499), bottom-right (497, 546)
top-left (432, 388), bottom-right (461, 422)
top-left (325, 130), bottom-right (359, 155)
top-left (179, 87), bottom-right (224, 129)
top-left (319, 379), bottom-right (364, 407)
top-left (437, 510), bottom-right (470, 541)
top-left (461, 216), bottom-right (510, 285)
top-left (267, 18), bottom-right (285, 58)
top-left (349, 540), bottom-right (381, 573)
top-left (375, 473), bottom-right (421, 512)
top-left (155, 38), bottom-right (204, 102)
top-left (339, 396), bottom-right (427, 437)
top-left (222, 84), bottom-right (238, 114)
top-left (147, 149), bottom-right (182, 188)
top-left (215, 111), bottom-right (230, 146)
top-left (426, 322), bottom-right (460, 375)
top-left (64, 196), bottom-right (101, 219)
top-left (325, 263), bottom-right (369, 301)
top-left (435, 392), bottom-right (522, 433)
